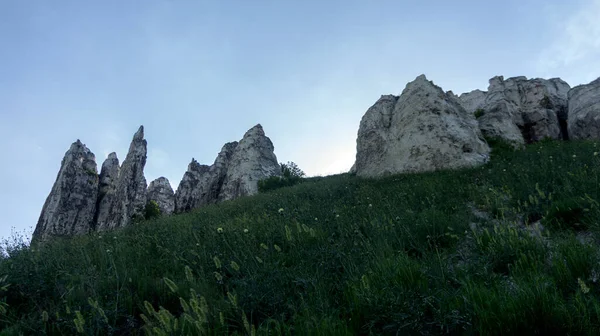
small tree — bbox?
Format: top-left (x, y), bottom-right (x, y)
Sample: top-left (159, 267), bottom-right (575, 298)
top-left (281, 161), bottom-right (305, 179)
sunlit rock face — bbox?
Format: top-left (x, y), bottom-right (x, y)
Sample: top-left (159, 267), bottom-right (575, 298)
top-left (354, 75), bottom-right (490, 178)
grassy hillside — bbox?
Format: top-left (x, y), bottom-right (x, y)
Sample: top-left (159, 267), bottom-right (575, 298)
top-left (1, 140), bottom-right (600, 335)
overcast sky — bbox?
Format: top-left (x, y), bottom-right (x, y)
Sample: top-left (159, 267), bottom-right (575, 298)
top-left (1, 0), bottom-right (599, 241)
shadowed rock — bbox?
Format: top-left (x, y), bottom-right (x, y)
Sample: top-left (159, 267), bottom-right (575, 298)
top-left (96, 126), bottom-right (147, 230)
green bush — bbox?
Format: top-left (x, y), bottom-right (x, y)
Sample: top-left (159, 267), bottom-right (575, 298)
top-left (258, 161), bottom-right (305, 193)
top-left (474, 108), bottom-right (485, 118)
top-left (144, 200), bottom-right (161, 220)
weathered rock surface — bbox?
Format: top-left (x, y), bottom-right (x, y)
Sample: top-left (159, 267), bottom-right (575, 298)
top-left (147, 177), bottom-right (175, 215)
top-left (174, 159), bottom-right (211, 213)
top-left (220, 125), bottom-right (281, 200)
top-left (476, 76), bottom-right (570, 146)
top-left (568, 77), bottom-right (600, 139)
top-left (354, 75), bottom-right (490, 178)
top-left (94, 152), bottom-right (120, 227)
top-left (33, 140), bottom-right (99, 241)
top-left (96, 126), bottom-right (148, 230)
top-left (459, 90), bottom-right (487, 113)
top-left (174, 125), bottom-right (280, 212)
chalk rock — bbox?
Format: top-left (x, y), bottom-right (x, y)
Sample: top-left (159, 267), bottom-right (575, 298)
top-left (94, 152), bottom-right (120, 227)
top-left (96, 126), bottom-right (147, 230)
top-left (147, 177), bottom-right (175, 215)
top-left (220, 125), bottom-right (281, 200)
top-left (568, 77), bottom-right (600, 139)
top-left (459, 89), bottom-right (487, 113)
top-left (353, 74), bottom-right (490, 178)
top-left (32, 140), bottom-right (98, 241)
top-left (478, 76), bottom-right (570, 146)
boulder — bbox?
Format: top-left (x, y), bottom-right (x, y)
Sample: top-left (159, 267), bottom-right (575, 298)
top-left (32, 140), bottom-right (99, 241)
top-left (353, 74), bottom-right (490, 178)
top-left (96, 126), bottom-right (148, 230)
top-left (568, 77), bottom-right (600, 139)
top-left (220, 124), bottom-right (281, 200)
top-left (477, 76), bottom-right (570, 146)
top-left (147, 177), bottom-right (175, 215)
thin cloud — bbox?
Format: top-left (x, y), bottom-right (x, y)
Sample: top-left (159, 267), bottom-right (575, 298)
top-left (537, 0), bottom-right (600, 84)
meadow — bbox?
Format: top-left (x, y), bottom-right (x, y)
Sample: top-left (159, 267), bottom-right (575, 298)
top-left (1, 139), bottom-right (600, 335)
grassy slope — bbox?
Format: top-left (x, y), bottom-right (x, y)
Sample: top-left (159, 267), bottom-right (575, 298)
top-left (1, 140), bottom-right (600, 335)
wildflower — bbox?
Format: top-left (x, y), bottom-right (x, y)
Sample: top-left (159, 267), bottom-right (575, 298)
top-left (368, 204), bottom-right (372, 208)
top-left (196, 243), bottom-right (200, 246)
top-left (335, 214), bottom-right (340, 218)
top-left (573, 154), bottom-right (577, 158)
top-left (314, 217), bottom-right (318, 221)
top-left (98, 235), bottom-right (102, 239)
top-left (578, 278), bottom-right (590, 294)
top-left (217, 228), bottom-right (224, 233)
top-left (106, 249), bottom-right (111, 253)
top-left (113, 236), bottom-right (117, 239)
top-left (278, 208), bottom-right (284, 213)
top-left (594, 152), bottom-right (598, 156)
top-left (243, 228), bottom-right (249, 233)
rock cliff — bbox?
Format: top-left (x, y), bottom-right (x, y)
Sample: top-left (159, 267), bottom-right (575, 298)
top-left (353, 75), bottom-right (490, 178)
top-left (147, 177), bottom-right (175, 215)
top-left (32, 141), bottom-right (99, 241)
top-left (95, 126), bottom-right (148, 231)
top-left (568, 77), bottom-right (600, 139)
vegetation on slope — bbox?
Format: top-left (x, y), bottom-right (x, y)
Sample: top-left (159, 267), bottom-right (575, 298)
top-left (1, 140), bottom-right (600, 335)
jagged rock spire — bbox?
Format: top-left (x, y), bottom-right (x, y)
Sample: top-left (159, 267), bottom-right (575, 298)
top-left (32, 140), bottom-right (99, 242)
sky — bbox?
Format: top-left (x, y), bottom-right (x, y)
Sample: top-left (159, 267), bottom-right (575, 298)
top-left (1, 0), bottom-right (599, 242)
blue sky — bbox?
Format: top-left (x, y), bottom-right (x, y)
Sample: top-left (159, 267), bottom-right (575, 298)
top-left (1, 0), bottom-right (599, 241)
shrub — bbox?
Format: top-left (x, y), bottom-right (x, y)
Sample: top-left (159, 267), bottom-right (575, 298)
top-left (474, 108), bottom-right (485, 119)
top-left (258, 162), bottom-right (305, 193)
top-left (144, 200), bottom-right (161, 220)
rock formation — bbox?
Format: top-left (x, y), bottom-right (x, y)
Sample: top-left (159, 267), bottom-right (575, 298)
top-left (353, 75), bottom-right (490, 178)
top-left (96, 126), bottom-right (148, 231)
top-left (32, 140), bottom-right (99, 241)
top-left (147, 177), bottom-right (175, 215)
top-left (175, 125), bottom-right (280, 212)
top-left (220, 125), bottom-right (281, 200)
top-left (463, 76), bottom-right (570, 147)
top-left (459, 90), bottom-right (487, 114)
top-left (94, 152), bottom-right (120, 228)
top-left (568, 77), bottom-right (600, 140)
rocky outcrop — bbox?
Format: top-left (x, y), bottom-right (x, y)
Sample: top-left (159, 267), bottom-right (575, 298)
top-left (32, 140), bottom-right (99, 241)
top-left (147, 177), bottom-right (175, 215)
top-left (459, 90), bottom-right (487, 114)
top-left (353, 75), bottom-right (490, 178)
top-left (174, 125), bottom-right (280, 212)
top-left (474, 76), bottom-right (570, 146)
top-left (220, 125), bottom-right (281, 200)
top-left (568, 77), bottom-right (600, 139)
top-left (96, 126), bottom-right (148, 230)
top-left (94, 152), bottom-right (120, 228)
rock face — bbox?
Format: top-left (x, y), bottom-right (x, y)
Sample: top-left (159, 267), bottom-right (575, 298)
top-left (459, 90), bottom-right (487, 113)
top-left (147, 177), bottom-right (175, 215)
top-left (354, 75), bottom-right (490, 178)
top-left (568, 77), bottom-right (600, 139)
top-left (96, 126), bottom-right (148, 230)
top-left (474, 76), bottom-right (570, 146)
top-left (220, 125), bottom-right (281, 200)
top-left (174, 124), bottom-right (280, 212)
top-left (32, 140), bottom-right (99, 241)
top-left (94, 152), bottom-right (120, 227)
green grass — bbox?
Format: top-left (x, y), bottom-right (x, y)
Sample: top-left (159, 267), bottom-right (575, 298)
top-left (1, 140), bottom-right (600, 335)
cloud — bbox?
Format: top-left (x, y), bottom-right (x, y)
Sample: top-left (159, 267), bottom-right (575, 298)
top-left (537, 0), bottom-right (600, 84)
